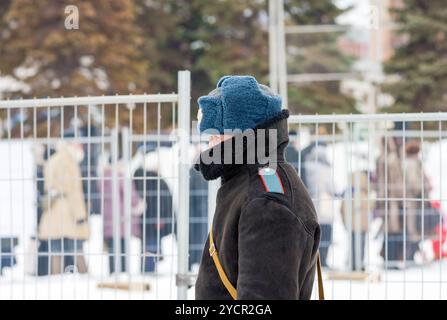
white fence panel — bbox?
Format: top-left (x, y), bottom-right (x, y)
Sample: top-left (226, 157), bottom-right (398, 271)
top-left (0, 71), bottom-right (191, 300)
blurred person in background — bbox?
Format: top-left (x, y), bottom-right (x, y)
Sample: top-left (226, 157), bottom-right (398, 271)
top-left (299, 126), bottom-right (329, 188)
top-left (97, 158), bottom-right (144, 274)
top-left (134, 168), bottom-right (173, 273)
top-left (415, 200), bottom-right (446, 264)
top-left (38, 138), bottom-right (88, 275)
top-left (376, 136), bottom-right (435, 267)
top-left (79, 124), bottom-right (101, 217)
top-left (36, 145), bottom-right (57, 276)
top-left (403, 140), bottom-right (433, 262)
top-left (302, 141), bottom-right (335, 268)
top-left (375, 136), bottom-right (404, 268)
top-left (285, 130), bottom-right (300, 173)
top-left (341, 171), bottom-right (375, 271)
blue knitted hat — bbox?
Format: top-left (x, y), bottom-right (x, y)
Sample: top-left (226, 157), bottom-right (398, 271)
top-left (197, 76), bottom-right (282, 133)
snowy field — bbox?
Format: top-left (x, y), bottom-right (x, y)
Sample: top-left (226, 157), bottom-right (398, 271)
top-left (0, 273), bottom-right (189, 300)
top-left (1, 214), bottom-right (446, 300)
top-left (321, 261), bottom-right (447, 300)
top-left (1, 262), bottom-right (446, 300)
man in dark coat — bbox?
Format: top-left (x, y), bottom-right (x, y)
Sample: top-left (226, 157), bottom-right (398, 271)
top-left (194, 75), bottom-right (321, 300)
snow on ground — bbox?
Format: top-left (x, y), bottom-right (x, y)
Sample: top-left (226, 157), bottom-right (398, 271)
top-left (319, 260), bottom-right (447, 300)
top-left (1, 216), bottom-right (445, 300)
top-left (0, 273), bottom-right (188, 300)
top-left (1, 261), bottom-right (446, 300)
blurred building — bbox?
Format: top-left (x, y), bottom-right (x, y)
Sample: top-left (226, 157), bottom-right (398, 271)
top-left (337, 0), bottom-right (405, 113)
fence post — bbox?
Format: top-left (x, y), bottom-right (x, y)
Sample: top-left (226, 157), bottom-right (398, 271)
top-left (121, 127), bottom-right (132, 275)
top-left (177, 70), bottom-right (191, 299)
top-left (111, 128), bottom-right (122, 275)
top-left (353, 126), bottom-right (362, 271)
top-left (268, 0), bottom-right (278, 93)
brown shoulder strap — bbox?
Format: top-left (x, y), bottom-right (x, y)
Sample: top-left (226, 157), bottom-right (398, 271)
top-left (209, 229), bottom-right (237, 299)
top-left (316, 252), bottom-right (325, 300)
top-left (209, 229), bottom-right (325, 300)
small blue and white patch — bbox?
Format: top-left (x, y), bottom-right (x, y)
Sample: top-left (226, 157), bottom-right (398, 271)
top-left (258, 167), bottom-right (284, 194)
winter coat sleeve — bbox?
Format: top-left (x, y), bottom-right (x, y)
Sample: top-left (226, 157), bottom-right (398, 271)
top-left (68, 159), bottom-right (88, 222)
top-left (237, 197), bottom-right (311, 300)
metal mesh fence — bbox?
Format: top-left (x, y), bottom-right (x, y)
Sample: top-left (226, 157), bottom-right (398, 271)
top-left (1, 76), bottom-right (447, 299)
top-left (0, 71), bottom-right (192, 300)
top-left (285, 113), bottom-right (447, 299)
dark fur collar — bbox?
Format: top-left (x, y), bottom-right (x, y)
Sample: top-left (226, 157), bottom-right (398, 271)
top-left (195, 110), bottom-right (290, 181)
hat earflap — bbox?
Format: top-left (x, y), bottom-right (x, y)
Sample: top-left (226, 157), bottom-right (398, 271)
top-left (265, 94), bottom-right (282, 119)
top-left (197, 95), bottom-right (224, 133)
